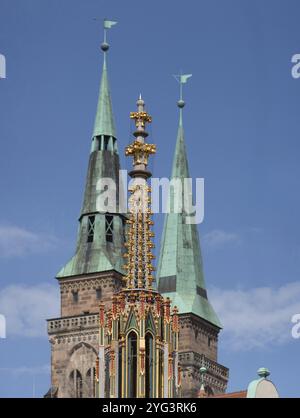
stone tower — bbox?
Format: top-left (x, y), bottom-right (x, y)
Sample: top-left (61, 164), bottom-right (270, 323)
top-left (157, 76), bottom-right (229, 397)
top-left (46, 22), bottom-right (126, 398)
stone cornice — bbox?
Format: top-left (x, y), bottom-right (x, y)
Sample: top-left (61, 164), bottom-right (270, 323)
top-left (179, 313), bottom-right (220, 338)
top-left (59, 274), bottom-right (124, 294)
top-left (50, 330), bottom-right (99, 346)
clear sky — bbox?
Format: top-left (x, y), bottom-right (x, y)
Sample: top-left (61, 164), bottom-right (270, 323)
top-left (1, 0), bottom-right (300, 397)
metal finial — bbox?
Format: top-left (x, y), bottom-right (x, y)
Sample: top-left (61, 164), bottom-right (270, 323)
top-left (199, 366), bottom-right (207, 395)
top-left (101, 19), bottom-right (118, 52)
top-left (199, 366), bottom-right (207, 386)
top-left (173, 73), bottom-right (192, 108)
top-left (200, 366), bottom-right (207, 375)
top-left (137, 94), bottom-right (144, 107)
top-left (257, 367), bottom-right (270, 379)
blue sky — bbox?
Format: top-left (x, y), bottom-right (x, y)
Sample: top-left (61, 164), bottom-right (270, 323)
top-left (1, 0), bottom-right (300, 397)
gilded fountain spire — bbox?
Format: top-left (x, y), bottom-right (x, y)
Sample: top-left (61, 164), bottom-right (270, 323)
top-left (97, 97), bottom-right (180, 399)
top-left (124, 96), bottom-right (156, 289)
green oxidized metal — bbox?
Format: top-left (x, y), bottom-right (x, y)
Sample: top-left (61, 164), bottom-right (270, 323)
top-left (157, 107), bottom-right (221, 328)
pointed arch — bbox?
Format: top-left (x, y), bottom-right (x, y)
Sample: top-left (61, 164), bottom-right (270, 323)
top-left (69, 341), bottom-right (98, 357)
top-left (125, 308), bottom-right (138, 333)
top-left (127, 330), bottom-right (138, 398)
top-left (145, 310), bottom-right (155, 333)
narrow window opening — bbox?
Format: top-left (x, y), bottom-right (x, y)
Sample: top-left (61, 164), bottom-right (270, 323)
top-left (103, 136), bottom-right (110, 150)
top-left (145, 333), bottom-right (154, 398)
top-left (128, 331), bottom-right (137, 398)
top-left (118, 345), bottom-right (122, 397)
top-left (158, 349), bottom-right (163, 397)
top-left (96, 288), bottom-right (101, 300)
top-left (105, 215), bottom-right (114, 243)
top-left (72, 291), bottom-right (79, 304)
top-left (87, 215), bottom-right (95, 243)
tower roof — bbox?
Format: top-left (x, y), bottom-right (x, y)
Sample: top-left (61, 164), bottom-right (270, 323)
top-left (92, 53), bottom-right (116, 139)
top-left (57, 22), bottom-right (125, 279)
top-left (157, 77), bottom-right (221, 328)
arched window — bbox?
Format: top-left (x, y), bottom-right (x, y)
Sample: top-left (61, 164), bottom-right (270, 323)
top-left (69, 369), bottom-right (83, 398)
top-left (145, 333), bottom-right (154, 398)
top-left (87, 367), bottom-right (96, 398)
top-left (127, 331), bottom-right (138, 398)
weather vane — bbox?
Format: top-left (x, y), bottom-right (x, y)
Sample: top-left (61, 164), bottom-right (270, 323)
top-left (100, 18), bottom-right (118, 52)
top-left (173, 73), bottom-right (192, 108)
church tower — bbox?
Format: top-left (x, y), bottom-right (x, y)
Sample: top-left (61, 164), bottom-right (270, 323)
top-left (47, 21), bottom-right (126, 398)
top-left (47, 22), bottom-right (229, 398)
top-left (157, 76), bottom-right (229, 397)
top-left (96, 97), bottom-right (180, 398)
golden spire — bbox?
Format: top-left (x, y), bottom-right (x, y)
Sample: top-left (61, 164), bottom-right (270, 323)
top-left (123, 96), bottom-right (156, 289)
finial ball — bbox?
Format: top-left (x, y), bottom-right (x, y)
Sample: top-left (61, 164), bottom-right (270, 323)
top-left (200, 366), bottom-right (207, 375)
top-left (137, 97), bottom-right (145, 107)
top-left (177, 99), bottom-right (185, 108)
top-left (101, 42), bottom-right (109, 52)
top-left (257, 367), bottom-right (270, 379)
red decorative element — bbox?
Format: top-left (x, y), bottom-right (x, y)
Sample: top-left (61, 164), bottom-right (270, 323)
top-left (112, 295), bottom-right (118, 319)
top-left (172, 306), bottom-right (179, 332)
top-left (178, 366), bottom-right (182, 387)
top-left (165, 298), bottom-right (171, 322)
top-left (107, 312), bottom-right (112, 334)
top-left (99, 304), bottom-right (105, 327)
top-left (156, 295), bottom-right (161, 316)
top-left (119, 294), bottom-right (125, 312)
top-left (168, 356), bottom-right (173, 379)
top-left (96, 357), bottom-right (99, 382)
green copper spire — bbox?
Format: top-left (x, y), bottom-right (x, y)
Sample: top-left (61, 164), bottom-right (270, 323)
top-left (157, 75), bottom-right (221, 328)
top-left (92, 20), bottom-right (117, 143)
top-left (57, 20), bottom-right (125, 278)
top-left (92, 53), bottom-right (116, 139)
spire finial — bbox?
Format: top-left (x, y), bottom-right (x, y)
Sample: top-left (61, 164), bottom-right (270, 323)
top-left (173, 73), bottom-right (192, 125)
top-left (136, 94), bottom-right (145, 109)
top-left (92, 19), bottom-right (118, 143)
top-left (257, 367), bottom-right (270, 379)
top-left (197, 366), bottom-right (208, 398)
top-left (101, 19), bottom-right (118, 52)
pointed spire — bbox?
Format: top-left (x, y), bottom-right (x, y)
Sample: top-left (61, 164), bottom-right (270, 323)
top-left (92, 20), bottom-right (117, 139)
top-left (157, 74), bottom-right (221, 328)
top-left (169, 73), bottom-right (192, 179)
top-left (124, 97), bottom-right (156, 289)
top-left (57, 21), bottom-right (126, 279)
